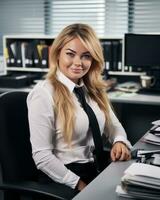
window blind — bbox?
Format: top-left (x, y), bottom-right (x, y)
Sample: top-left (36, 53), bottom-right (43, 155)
top-left (0, 0), bottom-right (129, 54)
top-left (105, 0), bottom-right (128, 36)
top-left (129, 0), bottom-right (160, 33)
top-left (44, 0), bottom-right (128, 37)
top-left (1, 0), bottom-right (160, 55)
top-left (0, 0), bottom-right (45, 54)
top-left (44, 0), bottom-right (106, 37)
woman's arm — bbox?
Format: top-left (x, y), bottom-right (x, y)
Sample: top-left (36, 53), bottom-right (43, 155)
top-left (105, 105), bottom-right (132, 161)
top-left (27, 85), bottom-right (80, 189)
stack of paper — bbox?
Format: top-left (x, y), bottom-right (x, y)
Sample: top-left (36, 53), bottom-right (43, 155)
top-left (143, 133), bottom-right (160, 145)
top-left (143, 124), bottom-right (160, 145)
top-left (115, 81), bottom-right (140, 93)
top-left (152, 120), bottom-right (160, 126)
top-left (116, 163), bottom-right (160, 199)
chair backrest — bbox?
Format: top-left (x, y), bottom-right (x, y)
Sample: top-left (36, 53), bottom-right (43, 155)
top-left (0, 91), bottom-right (38, 182)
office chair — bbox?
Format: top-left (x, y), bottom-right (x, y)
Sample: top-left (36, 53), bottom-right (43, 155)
top-left (0, 91), bottom-right (77, 200)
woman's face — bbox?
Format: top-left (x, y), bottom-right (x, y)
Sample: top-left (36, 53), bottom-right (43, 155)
top-left (58, 37), bottom-right (93, 84)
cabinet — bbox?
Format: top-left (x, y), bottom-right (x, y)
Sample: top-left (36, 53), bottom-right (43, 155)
top-left (3, 35), bottom-right (145, 76)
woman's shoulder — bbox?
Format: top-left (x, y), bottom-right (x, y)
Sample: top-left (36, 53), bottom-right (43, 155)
top-left (32, 79), bottom-right (53, 93)
top-left (27, 79), bottom-right (54, 103)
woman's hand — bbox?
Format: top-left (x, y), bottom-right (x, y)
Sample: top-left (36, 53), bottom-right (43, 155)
top-left (110, 142), bottom-right (131, 161)
top-left (76, 179), bottom-right (87, 191)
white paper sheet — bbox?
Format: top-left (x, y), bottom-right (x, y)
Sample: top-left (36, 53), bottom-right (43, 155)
top-left (143, 133), bottom-right (160, 145)
top-left (124, 163), bottom-right (160, 179)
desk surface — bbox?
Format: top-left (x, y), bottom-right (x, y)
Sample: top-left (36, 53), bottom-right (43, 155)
top-left (73, 136), bottom-right (159, 200)
top-left (0, 87), bottom-right (160, 105)
top-left (0, 86), bottom-right (32, 93)
top-left (108, 91), bottom-right (160, 105)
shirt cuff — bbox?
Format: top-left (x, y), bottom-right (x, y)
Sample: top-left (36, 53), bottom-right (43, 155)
top-left (62, 169), bottom-right (80, 189)
top-left (113, 135), bottom-right (133, 149)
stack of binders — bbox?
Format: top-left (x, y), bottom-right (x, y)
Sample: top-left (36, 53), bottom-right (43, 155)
top-left (116, 163), bottom-right (160, 199)
top-left (5, 40), bottom-right (49, 69)
top-left (101, 40), bottom-right (122, 75)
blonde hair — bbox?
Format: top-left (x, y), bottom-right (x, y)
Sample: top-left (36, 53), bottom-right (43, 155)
top-left (47, 23), bottom-right (111, 145)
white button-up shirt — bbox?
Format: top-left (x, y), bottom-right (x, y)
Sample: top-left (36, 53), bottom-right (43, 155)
top-left (27, 71), bottom-right (132, 189)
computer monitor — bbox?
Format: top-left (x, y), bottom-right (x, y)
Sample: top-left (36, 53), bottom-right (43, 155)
top-left (124, 33), bottom-right (160, 69)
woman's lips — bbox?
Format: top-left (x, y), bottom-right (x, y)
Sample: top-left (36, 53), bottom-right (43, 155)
top-left (71, 68), bottom-right (83, 73)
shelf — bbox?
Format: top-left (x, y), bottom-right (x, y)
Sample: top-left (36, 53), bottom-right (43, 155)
top-left (4, 35), bottom-right (145, 77)
top-left (6, 67), bottom-right (49, 72)
top-left (3, 35), bottom-right (55, 40)
top-left (108, 71), bottom-right (146, 76)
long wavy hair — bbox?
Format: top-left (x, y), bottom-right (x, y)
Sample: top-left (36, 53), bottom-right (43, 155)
top-left (47, 23), bottom-right (111, 145)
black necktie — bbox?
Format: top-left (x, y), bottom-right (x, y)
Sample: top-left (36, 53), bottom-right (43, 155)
top-left (74, 87), bottom-right (107, 172)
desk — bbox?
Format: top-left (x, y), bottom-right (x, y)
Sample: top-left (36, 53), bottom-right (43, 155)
top-left (108, 91), bottom-right (160, 106)
top-left (73, 135), bottom-right (159, 200)
top-left (0, 86), bottom-right (32, 94)
top-left (0, 87), bottom-right (160, 105)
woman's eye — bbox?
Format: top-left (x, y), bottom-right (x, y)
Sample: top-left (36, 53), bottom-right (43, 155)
top-left (82, 54), bottom-right (92, 60)
top-left (66, 52), bottom-right (74, 57)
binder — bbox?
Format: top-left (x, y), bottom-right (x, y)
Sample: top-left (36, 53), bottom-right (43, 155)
top-left (101, 41), bottom-right (108, 79)
top-left (16, 41), bottom-right (22, 67)
top-left (6, 41), bottom-right (15, 66)
top-left (101, 41), bottom-right (106, 61)
top-left (4, 47), bottom-right (9, 67)
top-left (10, 42), bottom-right (17, 65)
top-left (37, 44), bottom-right (49, 68)
top-left (48, 45), bottom-right (52, 68)
top-left (37, 44), bottom-right (43, 59)
top-left (25, 42), bottom-right (33, 67)
top-left (112, 41), bottom-right (119, 71)
top-left (103, 41), bottom-right (113, 71)
top-left (118, 40), bottom-right (122, 71)
top-left (32, 41), bottom-right (40, 67)
top-left (21, 42), bottom-right (28, 68)
top-left (41, 46), bottom-right (48, 68)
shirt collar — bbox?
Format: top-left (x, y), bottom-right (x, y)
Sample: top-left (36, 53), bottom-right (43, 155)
top-left (56, 70), bottom-right (84, 93)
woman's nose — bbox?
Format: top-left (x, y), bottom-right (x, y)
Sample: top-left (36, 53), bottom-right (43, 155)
top-left (74, 56), bottom-right (82, 66)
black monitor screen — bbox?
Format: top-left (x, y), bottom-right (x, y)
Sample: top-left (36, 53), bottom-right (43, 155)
top-left (124, 34), bottom-right (160, 68)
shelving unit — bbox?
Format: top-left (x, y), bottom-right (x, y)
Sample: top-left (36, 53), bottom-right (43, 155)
top-left (3, 34), bottom-right (145, 77)
top-left (3, 35), bottom-right (54, 73)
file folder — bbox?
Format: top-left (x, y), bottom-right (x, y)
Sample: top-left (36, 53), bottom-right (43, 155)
top-left (16, 41), bottom-right (22, 67)
top-left (32, 41), bottom-right (40, 67)
top-left (41, 46), bottom-right (48, 68)
top-left (6, 41), bottom-right (15, 66)
top-left (118, 40), bottom-right (122, 71)
top-left (25, 42), bottom-right (33, 67)
top-left (112, 41), bottom-right (119, 71)
top-left (103, 41), bottom-right (113, 71)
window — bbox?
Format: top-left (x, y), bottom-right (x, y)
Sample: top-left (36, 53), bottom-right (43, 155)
top-left (105, 0), bottom-right (128, 35)
top-left (128, 0), bottom-right (160, 33)
top-left (0, 0), bottom-right (45, 54)
top-left (45, 0), bottom-right (106, 36)
top-left (1, 0), bottom-right (160, 54)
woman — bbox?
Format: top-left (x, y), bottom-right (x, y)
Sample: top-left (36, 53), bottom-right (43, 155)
top-left (27, 23), bottom-right (132, 192)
